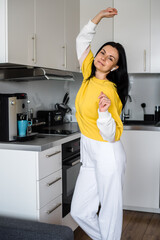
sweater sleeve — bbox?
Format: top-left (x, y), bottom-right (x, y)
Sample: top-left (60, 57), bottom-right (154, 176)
top-left (76, 20), bottom-right (97, 62)
top-left (97, 110), bottom-right (116, 142)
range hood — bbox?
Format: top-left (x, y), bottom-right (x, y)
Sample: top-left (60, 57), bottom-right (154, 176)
top-left (0, 63), bottom-right (77, 81)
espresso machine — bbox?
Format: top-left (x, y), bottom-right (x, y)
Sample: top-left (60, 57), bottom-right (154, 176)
top-left (0, 93), bottom-right (28, 141)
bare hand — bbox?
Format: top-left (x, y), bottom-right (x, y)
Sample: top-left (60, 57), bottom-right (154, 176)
top-left (100, 7), bottom-right (118, 18)
top-left (98, 91), bottom-right (111, 112)
top-left (92, 7), bottom-right (118, 25)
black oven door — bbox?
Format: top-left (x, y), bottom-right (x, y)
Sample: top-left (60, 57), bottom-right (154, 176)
top-left (62, 155), bottom-right (81, 217)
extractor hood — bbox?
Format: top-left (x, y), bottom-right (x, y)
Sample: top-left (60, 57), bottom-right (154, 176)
top-left (0, 63), bottom-right (77, 81)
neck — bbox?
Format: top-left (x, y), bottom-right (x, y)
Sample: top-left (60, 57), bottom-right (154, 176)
top-left (95, 70), bottom-right (109, 80)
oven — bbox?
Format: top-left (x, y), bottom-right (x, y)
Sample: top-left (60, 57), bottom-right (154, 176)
top-left (62, 137), bottom-right (81, 217)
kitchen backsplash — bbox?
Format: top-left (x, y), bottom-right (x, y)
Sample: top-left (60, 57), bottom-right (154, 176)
top-left (0, 73), bottom-right (160, 121)
top-left (125, 74), bottom-right (160, 120)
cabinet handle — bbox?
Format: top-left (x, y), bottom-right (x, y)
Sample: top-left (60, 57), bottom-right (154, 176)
top-left (47, 203), bottom-right (62, 215)
top-left (46, 151), bottom-right (61, 158)
top-left (62, 44), bottom-right (67, 69)
top-left (32, 34), bottom-right (37, 64)
top-left (144, 49), bottom-right (146, 72)
top-left (47, 177), bottom-right (62, 187)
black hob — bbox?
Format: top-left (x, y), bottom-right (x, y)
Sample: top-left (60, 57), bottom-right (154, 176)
top-left (37, 122), bottom-right (80, 135)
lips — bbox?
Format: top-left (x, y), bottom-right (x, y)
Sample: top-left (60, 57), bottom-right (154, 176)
top-left (97, 61), bottom-right (104, 66)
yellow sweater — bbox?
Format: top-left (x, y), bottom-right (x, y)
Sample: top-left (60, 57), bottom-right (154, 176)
top-left (75, 50), bottom-right (123, 142)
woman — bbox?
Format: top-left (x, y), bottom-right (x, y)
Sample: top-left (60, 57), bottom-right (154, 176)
top-left (71, 7), bottom-right (129, 240)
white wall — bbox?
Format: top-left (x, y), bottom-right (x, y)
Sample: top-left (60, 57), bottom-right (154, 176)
top-left (0, 76), bottom-right (82, 120)
top-left (125, 74), bottom-right (160, 120)
top-left (0, 73), bottom-right (160, 121)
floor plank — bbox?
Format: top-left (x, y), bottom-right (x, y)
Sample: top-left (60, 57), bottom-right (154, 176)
top-left (143, 214), bottom-right (160, 240)
top-left (121, 211), bottom-right (153, 240)
top-left (74, 210), bottom-right (160, 240)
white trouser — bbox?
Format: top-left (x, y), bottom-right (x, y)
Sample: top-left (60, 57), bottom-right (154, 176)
top-left (71, 134), bottom-right (126, 240)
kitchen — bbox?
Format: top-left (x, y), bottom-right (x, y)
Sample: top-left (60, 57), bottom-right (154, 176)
top-left (0, 0), bottom-right (160, 239)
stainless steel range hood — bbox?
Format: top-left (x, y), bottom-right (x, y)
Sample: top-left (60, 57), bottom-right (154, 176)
top-left (0, 63), bottom-right (76, 81)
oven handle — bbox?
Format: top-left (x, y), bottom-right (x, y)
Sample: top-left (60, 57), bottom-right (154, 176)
top-left (65, 159), bottom-right (81, 166)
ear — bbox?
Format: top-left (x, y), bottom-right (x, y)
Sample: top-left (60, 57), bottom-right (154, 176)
top-left (111, 65), bottom-right (119, 72)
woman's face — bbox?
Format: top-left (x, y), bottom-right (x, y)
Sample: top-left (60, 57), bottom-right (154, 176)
top-left (94, 45), bottom-right (119, 74)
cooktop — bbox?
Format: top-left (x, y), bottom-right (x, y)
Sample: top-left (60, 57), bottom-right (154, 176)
top-left (37, 122), bottom-right (80, 135)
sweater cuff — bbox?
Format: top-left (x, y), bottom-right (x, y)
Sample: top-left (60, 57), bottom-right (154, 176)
top-left (87, 20), bottom-right (97, 31)
top-left (98, 109), bottom-right (111, 119)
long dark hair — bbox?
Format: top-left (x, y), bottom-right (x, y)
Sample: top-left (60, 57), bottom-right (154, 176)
top-left (88, 42), bottom-right (129, 108)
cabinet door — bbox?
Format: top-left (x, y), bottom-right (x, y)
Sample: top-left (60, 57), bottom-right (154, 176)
top-left (0, 0), bottom-right (7, 63)
top-left (8, 0), bottom-right (34, 65)
top-left (64, 0), bottom-right (80, 72)
top-left (151, 0), bottom-right (160, 73)
top-left (35, 0), bottom-right (65, 69)
top-left (114, 0), bottom-right (150, 73)
top-left (121, 131), bottom-right (160, 210)
top-left (80, 0), bottom-right (113, 56)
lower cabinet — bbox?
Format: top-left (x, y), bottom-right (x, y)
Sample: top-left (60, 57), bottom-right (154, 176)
top-left (0, 145), bottom-right (62, 224)
top-left (121, 130), bottom-right (160, 212)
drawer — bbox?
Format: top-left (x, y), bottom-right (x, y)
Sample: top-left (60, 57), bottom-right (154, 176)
top-left (38, 195), bottom-right (62, 225)
top-left (37, 145), bottom-right (62, 180)
top-left (37, 170), bottom-right (62, 209)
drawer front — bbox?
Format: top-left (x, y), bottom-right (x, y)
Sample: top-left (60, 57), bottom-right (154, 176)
top-left (39, 195), bottom-right (62, 225)
top-left (38, 145), bottom-right (62, 180)
top-left (37, 170), bottom-right (62, 209)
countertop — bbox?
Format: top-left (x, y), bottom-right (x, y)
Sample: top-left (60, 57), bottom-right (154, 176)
top-left (0, 132), bottom-right (81, 152)
top-left (1, 121), bottom-right (160, 152)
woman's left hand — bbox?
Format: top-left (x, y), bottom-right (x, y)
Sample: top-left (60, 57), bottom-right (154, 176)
top-left (98, 91), bottom-right (111, 112)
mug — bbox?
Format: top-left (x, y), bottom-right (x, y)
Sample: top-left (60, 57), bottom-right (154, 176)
top-left (18, 120), bottom-right (32, 137)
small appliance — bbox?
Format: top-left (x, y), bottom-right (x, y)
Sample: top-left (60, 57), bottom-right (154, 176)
top-left (0, 93), bottom-right (28, 141)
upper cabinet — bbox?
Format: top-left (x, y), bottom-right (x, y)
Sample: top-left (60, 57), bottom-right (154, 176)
top-left (7, 0), bottom-right (79, 72)
top-left (0, 0), bottom-right (7, 63)
top-left (150, 0), bottom-right (160, 73)
top-left (80, 0), bottom-right (113, 56)
top-left (8, 0), bottom-right (34, 66)
top-left (114, 0), bottom-right (160, 73)
top-left (114, 0), bottom-right (150, 73)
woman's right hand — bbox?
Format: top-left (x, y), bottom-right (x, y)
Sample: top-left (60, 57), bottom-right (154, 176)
top-left (100, 7), bottom-right (118, 18)
top-left (92, 7), bottom-right (118, 24)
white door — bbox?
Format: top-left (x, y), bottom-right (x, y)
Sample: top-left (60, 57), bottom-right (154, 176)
top-left (35, 0), bottom-right (65, 69)
top-left (150, 0), bottom-right (160, 73)
top-left (121, 131), bottom-right (160, 210)
top-left (8, 0), bottom-right (34, 65)
top-left (0, 0), bottom-right (7, 63)
top-left (64, 0), bottom-right (80, 72)
top-left (114, 0), bottom-right (150, 73)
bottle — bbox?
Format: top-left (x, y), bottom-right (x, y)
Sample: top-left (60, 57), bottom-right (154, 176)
top-left (154, 106), bottom-right (160, 123)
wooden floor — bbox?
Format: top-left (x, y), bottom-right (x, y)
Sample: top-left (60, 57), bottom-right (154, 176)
top-left (74, 210), bottom-right (160, 240)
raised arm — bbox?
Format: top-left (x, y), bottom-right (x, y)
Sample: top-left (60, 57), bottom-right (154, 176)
top-left (76, 8), bottom-right (118, 67)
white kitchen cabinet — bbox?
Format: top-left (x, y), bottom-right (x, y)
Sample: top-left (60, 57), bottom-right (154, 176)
top-left (7, 0), bottom-right (80, 71)
top-left (121, 130), bottom-right (160, 212)
top-left (80, 0), bottom-right (113, 56)
top-left (8, 0), bottom-right (35, 65)
top-left (0, 0), bottom-right (7, 62)
top-left (114, 0), bottom-right (150, 73)
top-left (0, 145), bottom-right (62, 224)
top-left (35, 0), bottom-right (65, 70)
top-left (150, 0), bottom-right (160, 73)
top-left (64, 0), bottom-right (80, 72)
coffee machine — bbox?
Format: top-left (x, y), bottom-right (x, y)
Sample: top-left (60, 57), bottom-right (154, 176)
top-left (0, 93), bottom-right (28, 141)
